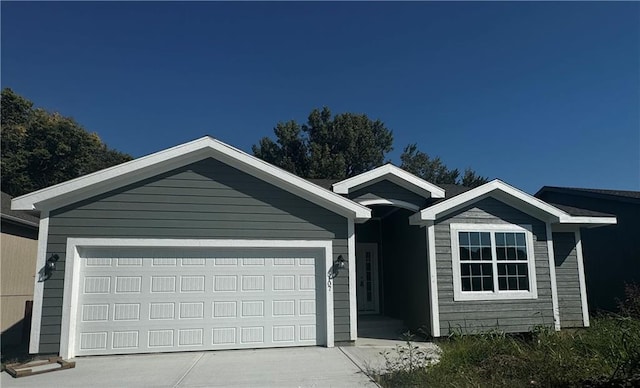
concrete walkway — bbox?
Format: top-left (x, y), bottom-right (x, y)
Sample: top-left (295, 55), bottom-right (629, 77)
top-left (1, 347), bottom-right (378, 388)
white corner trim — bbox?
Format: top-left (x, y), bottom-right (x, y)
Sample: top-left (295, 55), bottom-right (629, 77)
top-left (357, 198), bottom-right (420, 212)
top-left (546, 224), bottom-right (561, 331)
top-left (58, 238), bottom-right (335, 358)
top-left (11, 136), bottom-right (371, 220)
top-left (449, 223), bottom-right (538, 301)
top-left (28, 212), bottom-right (49, 354)
top-left (574, 229), bottom-right (590, 327)
top-left (332, 164), bottom-right (445, 198)
top-left (426, 222), bottom-right (440, 337)
top-left (325, 243), bottom-right (335, 348)
top-left (348, 219), bottom-right (357, 341)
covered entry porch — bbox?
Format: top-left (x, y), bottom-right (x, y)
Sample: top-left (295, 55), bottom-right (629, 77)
top-left (354, 205), bottom-right (432, 339)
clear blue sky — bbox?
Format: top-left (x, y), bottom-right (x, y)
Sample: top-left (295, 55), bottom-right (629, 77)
top-left (2, 2), bottom-right (638, 194)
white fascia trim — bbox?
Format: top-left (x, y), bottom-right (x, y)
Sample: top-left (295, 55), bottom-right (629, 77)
top-left (332, 164), bottom-right (445, 198)
top-left (574, 229), bottom-right (590, 327)
top-left (558, 216), bottom-right (617, 225)
top-left (348, 219), bottom-right (357, 341)
top-left (357, 199), bottom-right (420, 212)
top-left (28, 212), bottom-right (49, 354)
top-left (412, 180), bottom-right (567, 224)
top-left (59, 238), bottom-right (335, 359)
top-left (449, 223), bottom-right (538, 301)
top-left (546, 224), bottom-right (561, 331)
top-left (410, 180), bottom-right (617, 227)
top-left (426, 222), bottom-right (440, 337)
top-left (11, 136), bottom-right (371, 220)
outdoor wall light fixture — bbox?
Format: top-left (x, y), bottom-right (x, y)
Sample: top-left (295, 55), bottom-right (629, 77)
top-left (328, 255), bottom-right (347, 286)
top-left (43, 254), bottom-right (60, 281)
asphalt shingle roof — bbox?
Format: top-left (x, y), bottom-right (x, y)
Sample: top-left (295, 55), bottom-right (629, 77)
top-left (1, 191), bottom-right (39, 226)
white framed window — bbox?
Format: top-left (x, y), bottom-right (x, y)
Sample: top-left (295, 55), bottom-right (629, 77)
top-left (450, 223), bottom-right (538, 301)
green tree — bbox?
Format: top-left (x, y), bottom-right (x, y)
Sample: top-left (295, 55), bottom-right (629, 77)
top-left (400, 143), bottom-right (488, 187)
top-left (253, 107), bottom-right (393, 179)
top-left (1, 88), bottom-right (132, 197)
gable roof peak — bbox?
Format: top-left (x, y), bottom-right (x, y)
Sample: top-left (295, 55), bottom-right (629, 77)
top-left (12, 137), bottom-right (371, 221)
top-left (332, 164), bottom-right (446, 199)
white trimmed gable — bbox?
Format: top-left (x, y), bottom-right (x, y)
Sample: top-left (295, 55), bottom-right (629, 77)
top-left (332, 164), bottom-right (446, 199)
top-left (12, 136), bottom-right (372, 221)
top-left (408, 179), bottom-right (616, 226)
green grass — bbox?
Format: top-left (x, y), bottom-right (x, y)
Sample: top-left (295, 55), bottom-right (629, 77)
top-left (374, 316), bottom-right (640, 387)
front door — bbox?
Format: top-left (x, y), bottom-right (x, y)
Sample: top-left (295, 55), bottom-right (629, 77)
top-left (356, 243), bottom-right (379, 314)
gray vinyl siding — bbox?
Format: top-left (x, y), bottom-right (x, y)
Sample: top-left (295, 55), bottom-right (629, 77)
top-left (349, 180), bottom-right (427, 209)
top-left (435, 197), bottom-right (554, 336)
top-left (39, 157), bottom-right (351, 354)
top-left (553, 232), bottom-right (585, 328)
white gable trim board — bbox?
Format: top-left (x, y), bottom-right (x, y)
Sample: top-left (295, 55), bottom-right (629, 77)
top-left (332, 164), bottom-right (446, 199)
top-left (410, 180), bottom-right (617, 226)
top-left (12, 136), bottom-right (371, 222)
top-left (58, 238), bottom-right (335, 359)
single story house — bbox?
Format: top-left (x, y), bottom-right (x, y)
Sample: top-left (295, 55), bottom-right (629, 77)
top-left (1, 191), bottom-right (39, 347)
top-left (535, 186), bottom-right (639, 311)
top-left (12, 137), bottom-right (616, 359)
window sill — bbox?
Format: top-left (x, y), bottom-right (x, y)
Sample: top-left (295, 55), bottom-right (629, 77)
top-left (453, 291), bottom-right (538, 301)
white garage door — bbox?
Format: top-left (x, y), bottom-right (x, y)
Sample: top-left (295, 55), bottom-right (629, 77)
top-left (73, 247), bottom-right (326, 356)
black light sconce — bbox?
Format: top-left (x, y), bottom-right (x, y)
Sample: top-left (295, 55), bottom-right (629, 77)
top-left (43, 254), bottom-right (60, 281)
top-left (329, 255), bottom-right (347, 279)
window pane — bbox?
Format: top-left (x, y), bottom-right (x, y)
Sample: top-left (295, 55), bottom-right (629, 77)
top-left (518, 276), bottom-right (529, 291)
top-left (483, 276), bottom-right (494, 291)
top-left (495, 233), bottom-right (505, 246)
top-left (498, 277), bottom-right (507, 290)
top-left (506, 233), bottom-right (516, 245)
top-left (462, 277), bottom-right (471, 291)
top-left (461, 263), bottom-right (470, 276)
top-left (459, 232), bottom-right (469, 246)
top-left (507, 264), bottom-right (517, 275)
top-left (506, 247), bottom-right (517, 260)
top-left (471, 263), bottom-right (481, 275)
top-left (459, 247), bottom-right (470, 260)
top-left (480, 232), bottom-right (491, 245)
top-left (516, 248), bottom-right (527, 260)
top-left (517, 264), bottom-right (528, 276)
top-left (481, 247), bottom-right (493, 261)
top-left (515, 233), bottom-right (526, 246)
top-left (498, 264), bottom-right (506, 275)
top-left (508, 277), bottom-right (518, 290)
top-left (469, 232), bottom-right (480, 245)
top-left (497, 247), bottom-right (506, 260)
top-left (470, 247), bottom-right (481, 259)
top-left (481, 263), bottom-right (493, 276)
top-left (472, 277), bottom-right (481, 291)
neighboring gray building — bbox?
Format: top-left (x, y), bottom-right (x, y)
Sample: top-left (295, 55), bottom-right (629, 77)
top-left (12, 137), bottom-right (615, 358)
top-left (535, 186), bottom-right (639, 312)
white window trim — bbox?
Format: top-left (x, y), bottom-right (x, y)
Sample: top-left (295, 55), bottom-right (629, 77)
top-left (59, 238), bottom-right (334, 359)
top-left (450, 223), bottom-right (538, 301)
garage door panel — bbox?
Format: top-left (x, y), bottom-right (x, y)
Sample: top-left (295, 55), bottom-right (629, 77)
top-left (75, 248), bottom-right (326, 356)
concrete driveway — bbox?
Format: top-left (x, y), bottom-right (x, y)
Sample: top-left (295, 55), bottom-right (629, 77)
top-left (1, 347), bottom-right (378, 388)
